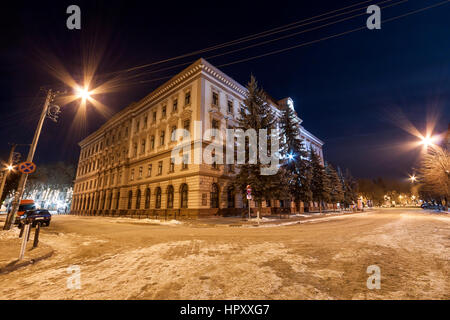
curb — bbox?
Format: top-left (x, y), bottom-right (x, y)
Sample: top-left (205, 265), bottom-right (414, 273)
top-left (0, 249), bottom-right (54, 275)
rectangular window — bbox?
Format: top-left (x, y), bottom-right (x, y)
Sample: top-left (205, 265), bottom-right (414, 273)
top-left (151, 136), bottom-right (155, 149)
top-left (141, 139), bottom-right (146, 154)
top-left (136, 120), bottom-right (140, 133)
top-left (133, 143), bottom-right (138, 157)
top-left (147, 164), bottom-right (152, 177)
top-left (171, 126), bottom-right (177, 141)
top-left (183, 120), bottom-right (190, 138)
top-left (144, 116), bottom-right (148, 129)
top-left (162, 106), bottom-right (166, 118)
top-left (173, 99), bottom-right (178, 111)
top-left (153, 111), bottom-right (157, 123)
top-left (212, 92), bottom-right (219, 106)
top-left (228, 100), bottom-right (233, 113)
top-left (139, 166), bottom-right (143, 178)
top-left (169, 158), bottom-right (175, 173)
top-left (130, 169), bottom-right (134, 181)
top-left (185, 91), bottom-right (191, 106)
top-left (111, 174), bottom-right (115, 186)
top-left (160, 130), bottom-right (165, 146)
top-left (182, 154), bottom-right (189, 170)
top-left (158, 161), bottom-right (163, 175)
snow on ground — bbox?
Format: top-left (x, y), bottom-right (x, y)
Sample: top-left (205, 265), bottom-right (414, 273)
top-left (0, 228), bottom-right (19, 241)
top-left (252, 212), bottom-right (369, 228)
top-left (0, 208), bottom-right (448, 300)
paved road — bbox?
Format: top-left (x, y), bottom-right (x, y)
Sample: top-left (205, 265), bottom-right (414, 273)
top-left (0, 208), bottom-right (448, 299)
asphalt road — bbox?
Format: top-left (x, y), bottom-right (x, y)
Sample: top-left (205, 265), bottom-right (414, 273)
top-left (0, 208), bottom-right (448, 299)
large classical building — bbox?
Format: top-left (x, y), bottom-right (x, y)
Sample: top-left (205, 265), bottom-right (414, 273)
top-left (71, 59), bottom-right (324, 218)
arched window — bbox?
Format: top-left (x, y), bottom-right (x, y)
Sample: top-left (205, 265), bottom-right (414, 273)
top-left (100, 193), bottom-right (105, 210)
top-left (115, 191), bottom-right (120, 210)
top-left (145, 188), bottom-right (151, 209)
top-left (128, 190), bottom-right (133, 209)
top-left (180, 184), bottom-right (188, 208)
top-left (167, 185), bottom-right (174, 208)
top-left (108, 192), bottom-right (113, 210)
top-left (95, 193), bottom-right (99, 210)
top-left (227, 186), bottom-right (235, 208)
top-left (136, 189), bottom-right (141, 209)
top-left (210, 183), bottom-right (219, 208)
top-left (155, 187), bottom-right (162, 209)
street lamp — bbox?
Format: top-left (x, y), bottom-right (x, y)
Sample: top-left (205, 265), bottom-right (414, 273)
top-left (409, 175), bottom-right (417, 183)
top-left (76, 86), bottom-right (92, 100)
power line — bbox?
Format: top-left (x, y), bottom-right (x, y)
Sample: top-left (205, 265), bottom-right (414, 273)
top-left (104, 0), bottom-right (393, 76)
top-left (134, 0), bottom-right (449, 84)
top-left (106, 0), bottom-right (403, 82)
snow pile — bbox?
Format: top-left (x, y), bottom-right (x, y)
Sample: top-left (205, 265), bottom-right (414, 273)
top-left (109, 218), bottom-right (182, 226)
top-left (0, 228), bottom-right (20, 240)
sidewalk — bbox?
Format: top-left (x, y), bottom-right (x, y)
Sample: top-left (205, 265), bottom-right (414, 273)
top-left (186, 209), bottom-right (367, 228)
top-left (0, 228), bottom-right (53, 274)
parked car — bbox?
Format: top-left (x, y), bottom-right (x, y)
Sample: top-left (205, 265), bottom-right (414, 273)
top-left (12, 199), bottom-right (36, 224)
top-left (18, 209), bottom-right (51, 227)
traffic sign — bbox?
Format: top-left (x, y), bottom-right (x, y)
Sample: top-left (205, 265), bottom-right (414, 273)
top-left (18, 162), bottom-right (37, 174)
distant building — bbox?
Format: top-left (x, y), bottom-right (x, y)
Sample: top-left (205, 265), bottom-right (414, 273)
top-left (71, 59), bottom-right (324, 217)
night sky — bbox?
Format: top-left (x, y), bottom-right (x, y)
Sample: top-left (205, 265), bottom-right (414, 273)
top-left (1, 0), bottom-right (449, 179)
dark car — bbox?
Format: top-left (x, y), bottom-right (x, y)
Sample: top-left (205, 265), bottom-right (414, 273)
top-left (19, 209), bottom-right (51, 227)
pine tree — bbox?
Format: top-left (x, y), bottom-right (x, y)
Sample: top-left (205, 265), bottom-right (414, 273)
top-left (233, 75), bottom-right (281, 213)
top-left (310, 148), bottom-right (331, 212)
top-left (337, 167), bottom-right (358, 208)
top-left (325, 162), bottom-right (344, 209)
top-left (279, 102), bottom-right (312, 211)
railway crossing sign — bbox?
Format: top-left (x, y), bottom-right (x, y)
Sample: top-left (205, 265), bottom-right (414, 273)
top-left (18, 162), bottom-right (37, 174)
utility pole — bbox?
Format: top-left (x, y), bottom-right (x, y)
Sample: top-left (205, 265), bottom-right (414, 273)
top-left (3, 89), bottom-right (57, 230)
top-left (0, 144), bottom-right (17, 207)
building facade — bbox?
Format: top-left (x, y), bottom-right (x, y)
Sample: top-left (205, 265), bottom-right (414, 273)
top-left (71, 59), bottom-right (323, 218)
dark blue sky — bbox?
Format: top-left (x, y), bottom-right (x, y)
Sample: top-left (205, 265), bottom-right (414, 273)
top-left (0, 0), bottom-right (449, 179)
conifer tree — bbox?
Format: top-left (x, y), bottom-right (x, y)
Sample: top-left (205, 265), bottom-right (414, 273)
top-left (337, 166), bottom-right (358, 208)
top-left (310, 148), bottom-right (331, 212)
top-left (233, 76), bottom-right (281, 213)
top-left (325, 162), bottom-right (344, 209)
top-left (279, 102), bottom-right (312, 211)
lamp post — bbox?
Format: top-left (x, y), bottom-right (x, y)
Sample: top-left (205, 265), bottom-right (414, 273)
top-left (3, 90), bottom-right (58, 229)
top-left (3, 86), bottom-right (91, 230)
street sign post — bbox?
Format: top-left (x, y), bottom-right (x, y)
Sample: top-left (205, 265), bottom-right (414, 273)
top-left (246, 185), bottom-right (252, 220)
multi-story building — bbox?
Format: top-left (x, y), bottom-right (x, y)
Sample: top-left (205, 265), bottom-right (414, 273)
top-left (71, 59), bottom-right (324, 218)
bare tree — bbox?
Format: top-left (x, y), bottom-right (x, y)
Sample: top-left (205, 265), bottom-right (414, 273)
top-left (419, 147), bottom-right (450, 206)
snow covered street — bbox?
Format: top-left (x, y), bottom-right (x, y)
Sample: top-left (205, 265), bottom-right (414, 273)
top-left (0, 208), bottom-right (448, 300)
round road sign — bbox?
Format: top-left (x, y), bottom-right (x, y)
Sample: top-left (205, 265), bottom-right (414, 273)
top-left (18, 162), bottom-right (37, 174)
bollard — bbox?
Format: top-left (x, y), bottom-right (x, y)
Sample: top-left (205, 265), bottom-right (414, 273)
top-left (33, 222), bottom-right (41, 248)
top-left (19, 223), bottom-right (31, 260)
top-left (27, 223), bottom-right (32, 242)
top-left (19, 224), bottom-right (24, 238)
